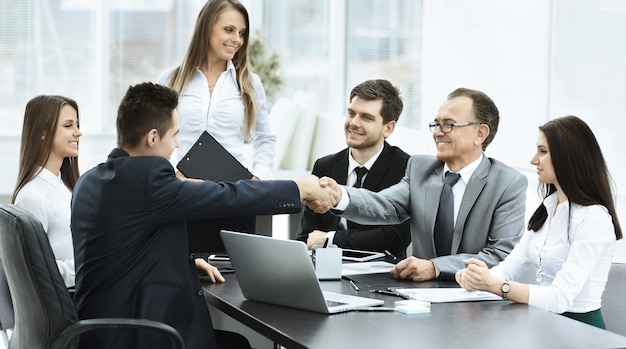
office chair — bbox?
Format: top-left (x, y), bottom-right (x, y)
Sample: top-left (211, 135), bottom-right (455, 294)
top-left (602, 262), bottom-right (626, 337)
top-left (0, 257), bottom-right (14, 347)
top-left (0, 204), bottom-right (185, 349)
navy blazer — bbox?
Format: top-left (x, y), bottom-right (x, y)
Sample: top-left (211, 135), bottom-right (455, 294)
top-left (296, 142), bottom-right (411, 257)
top-left (71, 148), bottom-right (301, 349)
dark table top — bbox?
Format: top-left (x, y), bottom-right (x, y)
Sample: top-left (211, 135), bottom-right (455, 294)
top-left (201, 271), bottom-right (626, 349)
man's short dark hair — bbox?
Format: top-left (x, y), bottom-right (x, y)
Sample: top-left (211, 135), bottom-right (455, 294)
top-left (117, 82), bottom-right (179, 148)
top-left (349, 79), bottom-right (403, 124)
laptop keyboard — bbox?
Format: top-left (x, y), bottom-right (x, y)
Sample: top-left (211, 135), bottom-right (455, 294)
top-left (326, 300), bottom-right (348, 308)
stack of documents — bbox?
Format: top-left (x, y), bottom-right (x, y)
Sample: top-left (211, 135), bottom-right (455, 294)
top-left (341, 261), bottom-right (395, 276)
top-left (395, 288), bottom-right (501, 303)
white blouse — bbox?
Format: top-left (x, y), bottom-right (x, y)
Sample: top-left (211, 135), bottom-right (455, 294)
top-left (491, 192), bottom-right (616, 313)
top-left (15, 168), bottom-right (75, 287)
top-left (157, 60), bottom-right (276, 180)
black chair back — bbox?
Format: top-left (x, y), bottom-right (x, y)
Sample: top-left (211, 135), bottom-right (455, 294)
top-left (0, 254), bottom-right (14, 346)
top-left (0, 204), bottom-right (185, 349)
top-left (0, 204), bottom-right (77, 348)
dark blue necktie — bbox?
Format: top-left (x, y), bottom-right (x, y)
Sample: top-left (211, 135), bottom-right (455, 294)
top-left (434, 171), bottom-right (461, 256)
top-left (353, 167), bottom-right (368, 188)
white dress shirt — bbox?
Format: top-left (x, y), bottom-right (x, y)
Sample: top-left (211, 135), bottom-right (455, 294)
top-left (157, 60), bottom-right (276, 179)
top-left (14, 167), bottom-right (75, 287)
top-left (327, 146), bottom-right (383, 244)
top-left (491, 192), bottom-right (616, 313)
top-left (441, 155), bottom-right (482, 225)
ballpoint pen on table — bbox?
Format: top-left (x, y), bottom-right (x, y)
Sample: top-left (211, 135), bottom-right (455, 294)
top-left (369, 288), bottom-right (411, 300)
top-left (352, 307), bottom-right (396, 312)
top-left (387, 287), bottom-right (411, 300)
top-left (384, 250), bottom-right (397, 262)
top-left (349, 280), bottom-right (359, 291)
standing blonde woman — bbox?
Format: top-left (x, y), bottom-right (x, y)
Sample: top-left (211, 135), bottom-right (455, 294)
top-left (157, 0), bottom-right (272, 252)
top-left (456, 115), bottom-right (622, 329)
top-left (157, 0), bottom-right (275, 180)
top-left (12, 95), bottom-right (82, 289)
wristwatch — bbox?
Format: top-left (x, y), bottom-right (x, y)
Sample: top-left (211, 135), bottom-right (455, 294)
top-left (501, 280), bottom-right (510, 300)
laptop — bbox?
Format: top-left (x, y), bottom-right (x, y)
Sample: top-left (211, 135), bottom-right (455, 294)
top-left (220, 230), bottom-right (384, 314)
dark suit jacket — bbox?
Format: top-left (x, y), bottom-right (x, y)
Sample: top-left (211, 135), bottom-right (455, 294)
top-left (341, 155), bottom-right (527, 279)
top-left (71, 149), bottom-right (301, 349)
top-left (296, 142), bottom-right (411, 258)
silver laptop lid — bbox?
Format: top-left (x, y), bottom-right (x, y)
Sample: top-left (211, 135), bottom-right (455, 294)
top-left (220, 230), bottom-right (332, 313)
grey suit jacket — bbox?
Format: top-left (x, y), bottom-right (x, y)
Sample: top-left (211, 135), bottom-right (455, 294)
top-left (340, 154), bottom-right (527, 279)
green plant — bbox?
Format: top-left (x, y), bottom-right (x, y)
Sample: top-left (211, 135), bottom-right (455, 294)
top-left (249, 29), bottom-right (283, 101)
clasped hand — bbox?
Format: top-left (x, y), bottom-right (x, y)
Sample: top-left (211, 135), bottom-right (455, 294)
top-left (455, 258), bottom-right (495, 292)
top-left (298, 176), bottom-right (342, 214)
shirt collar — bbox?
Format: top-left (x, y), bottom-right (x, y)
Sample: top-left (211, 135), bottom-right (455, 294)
top-left (347, 144), bottom-right (384, 174)
top-left (194, 60), bottom-right (238, 86)
top-left (225, 60), bottom-right (238, 85)
top-left (543, 191), bottom-right (568, 214)
top-left (443, 154), bottom-right (483, 184)
top-left (36, 166), bottom-right (63, 186)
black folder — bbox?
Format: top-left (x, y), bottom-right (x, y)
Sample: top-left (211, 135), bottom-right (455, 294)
top-left (176, 131), bottom-right (253, 182)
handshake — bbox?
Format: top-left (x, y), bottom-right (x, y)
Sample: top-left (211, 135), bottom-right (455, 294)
top-left (295, 176), bottom-right (342, 214)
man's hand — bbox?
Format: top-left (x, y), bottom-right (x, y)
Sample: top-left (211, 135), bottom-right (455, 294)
top-left (177, 170), bottom-right (203, 184)
top-left (307, 230), bottom-right (329, 250)
top-left (296, 175), bottom-right (341, 212)
top-left (195, 258), bottom-right (225, 283)
top-left (390, 256), bottom-right (437, 281)
top-left (302, 176), bottom-right (342, 214)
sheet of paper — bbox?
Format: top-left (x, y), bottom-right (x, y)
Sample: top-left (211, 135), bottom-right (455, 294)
top-left (395, 288), bottom-right (501, 303)
top-left (341, 261), bottom-right (396, 276)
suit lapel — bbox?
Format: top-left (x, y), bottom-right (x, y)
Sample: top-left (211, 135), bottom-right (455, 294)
top-left (362, 142), bottom-right (392, 190)
top-left (451, 156), bottom-right (489, 253)
top-left (331, 149), bottom-right (350, 185)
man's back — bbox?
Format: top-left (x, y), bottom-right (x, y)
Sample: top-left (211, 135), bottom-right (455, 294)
top-left (72, 148), bottom-right (303, 348)
top-left (72, 150), bottom-right (215, 349)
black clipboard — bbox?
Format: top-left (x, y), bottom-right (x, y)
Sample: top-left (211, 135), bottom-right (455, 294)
top-left (176, 131), bottom-right (253, 182)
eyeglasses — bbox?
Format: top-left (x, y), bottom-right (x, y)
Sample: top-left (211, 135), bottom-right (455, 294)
top-left (428, 121), bottom-right (481, 133)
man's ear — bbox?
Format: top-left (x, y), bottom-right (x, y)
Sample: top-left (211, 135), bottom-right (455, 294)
top-left (146, 129), bottom-right (159, 147)
top-left (475, 123), bottom-right (490, 146)
top-left (382, 120), bottom-right (396, 139)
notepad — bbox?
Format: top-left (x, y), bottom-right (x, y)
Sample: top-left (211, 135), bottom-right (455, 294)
top-left (177, 131), bottom-right (252, 182)
top-left (394, 300), bottom-right (431, 314)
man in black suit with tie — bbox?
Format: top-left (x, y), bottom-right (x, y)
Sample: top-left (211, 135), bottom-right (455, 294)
top-left (296, 79), bottom-right (411, 258)
top-left (71, 82), bottom-right (336, 349)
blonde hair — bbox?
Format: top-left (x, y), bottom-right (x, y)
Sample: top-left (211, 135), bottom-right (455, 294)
top-left (168, 0), bottom-right (257, 140)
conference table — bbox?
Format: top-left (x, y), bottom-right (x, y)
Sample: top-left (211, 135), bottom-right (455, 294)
top-left (201, 271), bottom-right (626, 349)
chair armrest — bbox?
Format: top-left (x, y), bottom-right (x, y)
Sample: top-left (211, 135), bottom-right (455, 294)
top-left (50, 318), bottom-right (184, 349)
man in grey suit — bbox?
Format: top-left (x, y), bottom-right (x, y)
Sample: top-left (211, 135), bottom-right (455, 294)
top-left (309, 88), bottom-right (527, 281)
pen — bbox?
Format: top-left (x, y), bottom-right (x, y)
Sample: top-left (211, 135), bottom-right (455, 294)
top-left (370, 289), bottom-right (399, 297)
top-left (384, 250), bottom-right (397, 262)
top-left (386, 287), bottom-right (411, 300)
top-left (349, 280), bottom-right (359, 291)
top-left (369, 289), bottom-right (411, 300)
top-left (352, 307), bottom-right (396, 312)
top-left (322, 237), bottom-right (329, 248)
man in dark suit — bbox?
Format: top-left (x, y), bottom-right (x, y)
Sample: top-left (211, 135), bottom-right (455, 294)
top-left (296, 79), bottom-right (411, 258)
top-left (71, 82), bottom-right (335, 349)
top-left (311, 88), bottom-right (527, 281)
